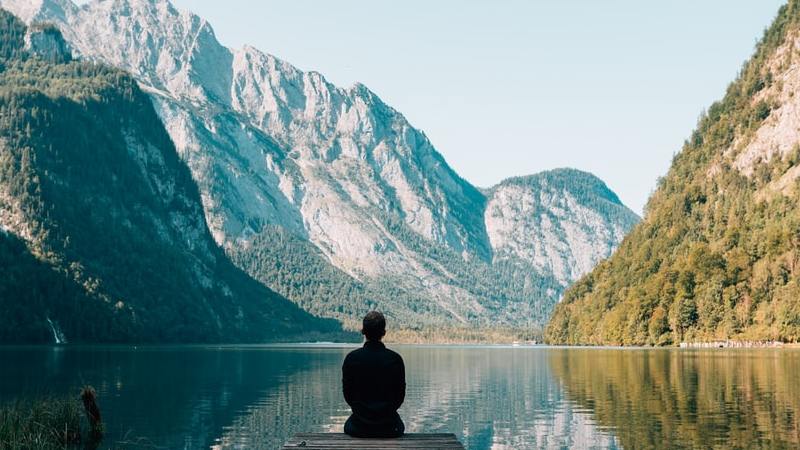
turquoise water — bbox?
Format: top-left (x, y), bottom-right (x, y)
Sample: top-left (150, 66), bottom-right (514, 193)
top-left (0, 345), bottom-right (798, 449)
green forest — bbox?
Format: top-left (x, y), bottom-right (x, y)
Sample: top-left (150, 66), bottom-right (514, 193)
top-left (229, 217), bottom-right (562, 335)
top-left (546, 1), bottom-right (800, 345)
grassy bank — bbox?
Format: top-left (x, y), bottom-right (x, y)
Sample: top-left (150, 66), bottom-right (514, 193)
top-left (0, 396), bottom-right (83, 449)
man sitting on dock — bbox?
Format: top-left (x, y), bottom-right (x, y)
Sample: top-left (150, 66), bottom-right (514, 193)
top-left (342, 311), bottom-right (406, 438)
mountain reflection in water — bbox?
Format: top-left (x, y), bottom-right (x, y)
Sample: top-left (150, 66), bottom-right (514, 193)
top-left (1, 346), bottom-right (797, 449)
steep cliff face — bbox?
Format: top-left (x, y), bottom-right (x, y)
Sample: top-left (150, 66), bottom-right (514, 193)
top-left (21, 0), bottom-right (490, 259)
top-left (547, 2), bottom-right (800, 345)
top-left (2, 0), bottom-right (639, 331)
top-left (0, 10), bottom-right (343, 343)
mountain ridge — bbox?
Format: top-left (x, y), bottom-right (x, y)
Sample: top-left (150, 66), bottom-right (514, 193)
top-left (0, 10), bottom-right (347, 343)
top-left (2, 0), bottom-right (640, 334)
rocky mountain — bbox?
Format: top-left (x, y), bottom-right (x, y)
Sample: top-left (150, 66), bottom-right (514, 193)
top-left (2, 0), bottom-right (638, 334)
top-left (546, 1), bottom-right (800, 345)
top-left (486, 169), bottom-right (637, 287)
top-left (0, 10), bottom-right (345, 343)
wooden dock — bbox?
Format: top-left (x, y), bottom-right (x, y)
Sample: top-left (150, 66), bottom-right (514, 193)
top-left (282, 433), bottom-right (465, 449)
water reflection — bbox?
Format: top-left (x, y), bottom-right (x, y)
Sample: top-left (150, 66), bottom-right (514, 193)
top-left (0, 346), bottom-right (348, 449)
top-left (2, 346), bottom-right (796, 449)
top-left (549, 348), bottom-right (800, 449)
top-left (216, 347), bottom-right (616, 449)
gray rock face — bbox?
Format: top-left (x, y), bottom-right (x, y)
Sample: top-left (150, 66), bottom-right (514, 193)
top-left (0, 12), bottom-right (342, 343)
top-left (1, 0), bottom-right (640, 328)
top-left (486, 169), bottom-right (639, 286)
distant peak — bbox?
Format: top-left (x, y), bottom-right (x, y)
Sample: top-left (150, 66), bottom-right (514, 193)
top-left (97, 0), bottom-right (170, 8)
top-left (305, 70), bottom-right (328, 84)
top-left (348, 82), bottom-right (395, 111)
top-left (87, 0), bottom-right (178, 17)
top-left (496, 167), bottom-right (602, 186)
top-left (493, 168), bottom-right (626, 207)
top-left (349, 82), bottom-right (376, 97)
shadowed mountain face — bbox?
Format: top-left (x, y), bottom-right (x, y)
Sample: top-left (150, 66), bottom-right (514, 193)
top-left (0, 10), bottom-right (346, 343)
top-left (547, 1), bottom-right (800, 345)
top-left (1, 0), bottom-right (639, 333)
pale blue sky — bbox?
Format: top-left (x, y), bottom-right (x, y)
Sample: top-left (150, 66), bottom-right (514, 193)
top-left (167, 0), bottom-right (785, 214)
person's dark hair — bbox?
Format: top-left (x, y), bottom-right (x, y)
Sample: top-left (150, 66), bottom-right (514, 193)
top-left (361, 311), bottom-right (386, 341)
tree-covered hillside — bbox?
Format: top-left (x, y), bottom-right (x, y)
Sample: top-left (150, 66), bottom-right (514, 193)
top-left (0, 9), bottom-right (345, 343)
top-left (490, 168), bottom-right (635, 226)
top-left (546, 1), bottom-right (800, 345)
top-left (229, 221), bottom-right (561, 332)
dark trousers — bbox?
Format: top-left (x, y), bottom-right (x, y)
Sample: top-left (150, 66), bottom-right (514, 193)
top-left (344, 413), bottom-right (404, 438)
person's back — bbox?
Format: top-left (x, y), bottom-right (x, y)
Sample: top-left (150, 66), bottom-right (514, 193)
top-left (342, 311), bottom-right (405, 438)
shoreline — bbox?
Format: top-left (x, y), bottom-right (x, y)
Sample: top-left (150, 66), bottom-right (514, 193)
top-left (679, 341), bottom-right (798, 348)
top-left (1, 342), bottom-right (799, 350)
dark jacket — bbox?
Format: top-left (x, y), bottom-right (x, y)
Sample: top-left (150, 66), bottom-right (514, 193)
top-left (342, 340), bottom-right (406, 427)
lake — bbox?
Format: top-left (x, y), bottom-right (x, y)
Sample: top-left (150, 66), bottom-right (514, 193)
top-left (0, 345), bottom-right (798, 449)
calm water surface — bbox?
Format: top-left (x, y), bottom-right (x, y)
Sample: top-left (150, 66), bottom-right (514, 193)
top-left (0, 345), bottom-right (798, 449)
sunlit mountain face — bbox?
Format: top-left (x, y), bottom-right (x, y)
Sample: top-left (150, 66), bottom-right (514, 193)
top-left (0, 0), bottom-right (638, 338)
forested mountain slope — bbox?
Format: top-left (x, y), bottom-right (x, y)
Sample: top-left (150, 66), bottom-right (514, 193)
top-left (2, 0), bottom-right (639, 333)
top-left (0, 10), bottom-right (344, 343)
top-left (546, 1), bottom-right (800, 345)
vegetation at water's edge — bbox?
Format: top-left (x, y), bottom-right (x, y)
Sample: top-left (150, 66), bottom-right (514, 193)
top-left (386, 326), bottom-right (542, 344)
top-left (0, 396), bottom-right (83, 449)
top-left (546, 1), bottom-right (800, 346)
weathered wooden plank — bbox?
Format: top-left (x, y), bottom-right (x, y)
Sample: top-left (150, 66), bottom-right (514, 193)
top-left (283, 446), bottom-right (464, 449)
top-left (284, 446), bottom-right (464, 449)
top-left (283, 444), bottom-right (463, 448)
top-left (285, 442), bottom-right (463, 446)
top-left (290, 433), bottom-right (458, 439)
top-left (282, 433), bottom-right (465, 449)
top-left (285, 442), bottom-right (463, 445)
top-left (286, 435), bottom-right (460, 442)
top-left (283, 445), bottom-right (464, 449)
